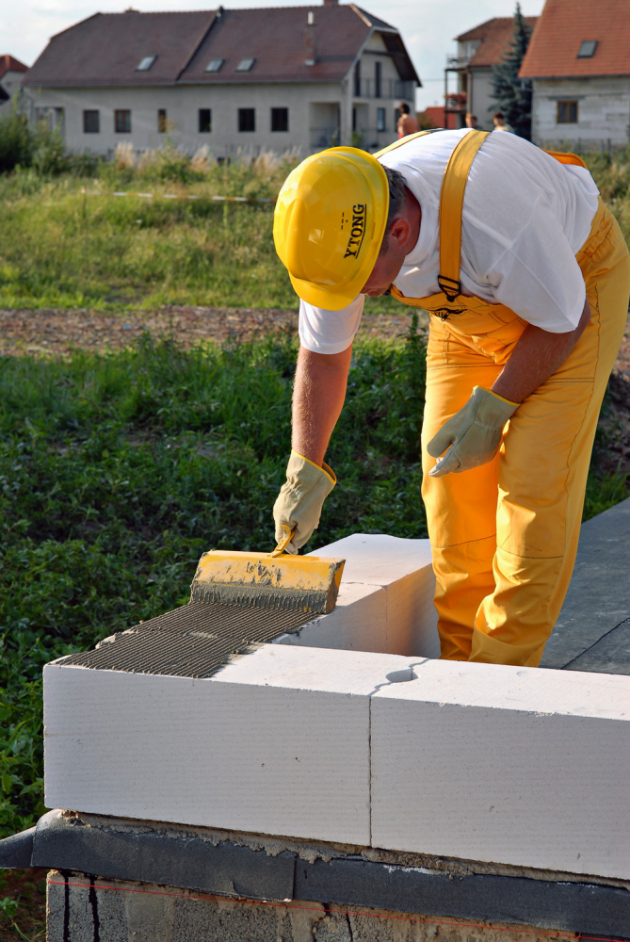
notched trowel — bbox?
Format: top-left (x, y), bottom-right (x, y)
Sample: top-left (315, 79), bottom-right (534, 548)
top-left (190, 529), bottom-right (345, 615)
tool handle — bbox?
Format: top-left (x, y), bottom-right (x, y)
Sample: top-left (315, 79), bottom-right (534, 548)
top-left (270, 527), bottom-right (297, 557)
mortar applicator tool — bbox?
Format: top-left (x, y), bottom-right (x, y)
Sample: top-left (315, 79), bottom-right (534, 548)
top-left (190, 528), bottom-right (345, 615)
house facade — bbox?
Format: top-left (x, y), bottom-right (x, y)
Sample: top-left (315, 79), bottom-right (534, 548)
top-left (445, 16), bottom-right (538, 130)
top-left (520, 0), bottom-right (630, 148)
top-left (21, 3), bottom-right (419, 158)
top-left (0, 55), bottom-right (28, 115)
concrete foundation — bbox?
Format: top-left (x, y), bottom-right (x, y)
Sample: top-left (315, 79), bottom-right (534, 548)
top-left (46, 870), bottom-right (581, 942)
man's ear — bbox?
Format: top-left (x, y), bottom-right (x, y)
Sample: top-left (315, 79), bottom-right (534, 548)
top-left (388, 215), bottom-right (411, 251)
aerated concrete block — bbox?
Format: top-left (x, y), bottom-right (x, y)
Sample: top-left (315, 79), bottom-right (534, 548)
top-left (308, 533), bottom-right (440, 658)
top-left (370, 659), bottom-right (630, 879)
top-left (272, 582), bottom-right (388, 652)
top-left (44, 645), bottom-right (412, 845)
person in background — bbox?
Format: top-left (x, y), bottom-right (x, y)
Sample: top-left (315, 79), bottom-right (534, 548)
top-left (465, 113), bottom-right (480, 130)
top-left (492, 111), bottom-right (511, 132)
top-left (397, 102), bottom-right (419, 139)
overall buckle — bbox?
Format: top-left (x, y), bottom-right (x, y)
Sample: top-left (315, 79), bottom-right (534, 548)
top-left (437, 275), bottom-right (461, 303)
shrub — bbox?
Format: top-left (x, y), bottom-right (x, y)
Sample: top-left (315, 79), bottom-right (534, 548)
top-left (0, 110), bottom-right (32, 173)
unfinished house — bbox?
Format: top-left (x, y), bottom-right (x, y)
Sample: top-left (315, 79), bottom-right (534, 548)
top-left (21, 3), bottom-right (419, 159)
top-left (445, 16), bottom-right (538, 130)
top-left (0, 54), bottom-right (28, 115)
top-left (520, 0), bottom-right (630, 149)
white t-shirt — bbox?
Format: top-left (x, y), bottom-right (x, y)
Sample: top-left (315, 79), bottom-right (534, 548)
top-left (299, 129), bottom-right (600, 354)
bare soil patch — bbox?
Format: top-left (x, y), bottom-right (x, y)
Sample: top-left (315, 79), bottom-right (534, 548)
top-left (0, 306), bottom-right (417, 358)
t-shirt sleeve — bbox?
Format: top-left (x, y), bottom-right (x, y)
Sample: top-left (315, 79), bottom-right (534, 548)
top-left (483, 199), bottom-right (586, 333)
top-left (298, 296), bottom-right (365, 353)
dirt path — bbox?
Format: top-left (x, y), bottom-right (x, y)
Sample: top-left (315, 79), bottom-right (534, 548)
top-left (0, 306), bottom-right (417, 358)
top-left (1, 305), bottom-right (628, 376)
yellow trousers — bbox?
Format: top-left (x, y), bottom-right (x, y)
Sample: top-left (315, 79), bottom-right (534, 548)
top-left (420, 199), bottom-right (630, 666)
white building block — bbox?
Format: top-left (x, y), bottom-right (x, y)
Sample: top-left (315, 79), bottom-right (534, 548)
top-left (371, 660), bottom-right (630, 879)
top-left (309, 534), bottom-right (440, 658)
top-left (44, 645), bottom-right (412, 845)
top-left (272, 582), bottom-right (388, 653)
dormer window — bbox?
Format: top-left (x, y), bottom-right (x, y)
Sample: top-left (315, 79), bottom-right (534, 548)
top-left (235, 57), bottom-right (255, 72)
top-left (205, 58), bottom-right (224, 73)
top-left (577, 40), bottom-right (597, 58)
top-left (136, 55), bottom-right (157, 71)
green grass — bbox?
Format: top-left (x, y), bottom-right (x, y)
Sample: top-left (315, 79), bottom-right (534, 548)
top-left (0, 325), bottom-right (427, 837)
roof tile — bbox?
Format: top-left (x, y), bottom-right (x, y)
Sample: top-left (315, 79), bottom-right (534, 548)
top-left (520, 0), bottom-right (630, 78)
top-left (456, 16), bottom-right (538, 69)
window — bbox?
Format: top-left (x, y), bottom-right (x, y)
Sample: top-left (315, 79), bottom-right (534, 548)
top-left (354, 60), bottom-right (361, 97)
top-left (577, 40), bottom-right (597, 58)
top-left (115, 110), bottom-right (131, 133)
top-left (238, 108), bottom-right (255, 132)
top-left (136, 55), bottom-right (156, 71)
top-left (376, 107), bottom-right (386, 132)
top-left (271, 107), bottom-right (288, 132)
top-left (557, 100), bottom-right (578, 124)
top-left (158, 109), bottom-right (167, 133)
top-left (375, 61), bottom-right (382, 99)
top-left (83, 110), bottom-right (100, 133)
top-left (199, 108), bottom-right (212, 133)
top-left (236, 57), bottom-right (255, 72)
top-left (205, 58), bottom-right (224, 73)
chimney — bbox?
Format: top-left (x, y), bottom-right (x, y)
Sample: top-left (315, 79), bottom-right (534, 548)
top-left (305, 11), bottom-right (317, 66)
top-left (323, 0), bottom-right (338, 5)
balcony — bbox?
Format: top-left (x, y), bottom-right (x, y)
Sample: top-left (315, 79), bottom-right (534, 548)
top-left (353, 78), bottom-right (415, 101)
top-left (446, 55), bottom-right (472, 71)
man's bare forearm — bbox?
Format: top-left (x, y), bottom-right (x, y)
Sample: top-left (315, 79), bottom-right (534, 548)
top-left (292, 345), bottom-right (352, 466)
top-left (492, 299), bottom-right (591, 403)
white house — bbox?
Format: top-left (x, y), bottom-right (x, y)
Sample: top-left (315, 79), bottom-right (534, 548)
top-left (21, 2), bottom-right (419, 158)
top-left (444, 16), bottom-right (538, 130)
top-left (520, 0), bottom-right (630, 149)
top-left (0, 55), bottom-right (29, 115)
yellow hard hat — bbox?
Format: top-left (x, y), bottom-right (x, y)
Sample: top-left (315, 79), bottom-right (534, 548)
top-left (273, 147), bottom-right (389, 311)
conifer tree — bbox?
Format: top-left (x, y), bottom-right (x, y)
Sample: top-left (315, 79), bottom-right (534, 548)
top-left (491, 3), bottom-right (533, 139)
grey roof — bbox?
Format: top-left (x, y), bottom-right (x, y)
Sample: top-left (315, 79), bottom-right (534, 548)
top-left (23, 5), bottom-right (419, 88)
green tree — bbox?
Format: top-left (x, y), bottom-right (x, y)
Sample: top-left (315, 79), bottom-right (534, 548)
top-left (491, 3), bottom-right (533, 139)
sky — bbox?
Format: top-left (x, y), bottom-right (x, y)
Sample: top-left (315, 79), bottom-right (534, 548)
top-left (4, 0), bottom-right (545, 111)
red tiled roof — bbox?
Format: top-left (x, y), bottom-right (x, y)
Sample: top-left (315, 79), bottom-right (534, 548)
top-left (0, 54), bottom-right (29, 80)
top-left (520, 0), bottom-right (630, 78)
top-left (23, 5), bottom-right (418, 88)
top-left (456, 16), bottom-right (538, 69)
top-left (421, 106), bottom-right (457, 129)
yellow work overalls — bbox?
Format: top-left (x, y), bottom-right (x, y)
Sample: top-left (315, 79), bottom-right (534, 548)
top-left (380, 130), bottom-right (630, 666)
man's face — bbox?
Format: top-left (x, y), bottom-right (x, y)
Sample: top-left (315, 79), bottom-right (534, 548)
top-left (361, 246), bottom-right (405, 296)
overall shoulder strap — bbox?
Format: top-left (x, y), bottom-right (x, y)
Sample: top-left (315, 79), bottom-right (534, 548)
top-left (543, 148), bottom-right (588, 169)
top-left (438, 130), bottom-right (490, 302)
top-left (373, 129), bottom-right (437, 160)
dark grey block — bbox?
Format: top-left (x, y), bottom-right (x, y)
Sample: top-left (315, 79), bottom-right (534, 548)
top-left (294, 857), bottom-right (630, 937)
top-left (0, 825), bottom-right (35, 868)
top-left (18, 811), bottom-right (630, 938)
top-left (542, 497), bottom-right (630, 670)
top-left (32, 810), bottom-right (294, 902)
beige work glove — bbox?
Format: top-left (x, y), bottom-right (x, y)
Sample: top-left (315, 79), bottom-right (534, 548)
top-left (427, 386), bottom-right (519, 477)
top-left (273, 451), bottom-right (336, 554)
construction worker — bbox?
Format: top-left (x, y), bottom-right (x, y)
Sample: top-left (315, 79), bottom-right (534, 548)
top-left (271, 129), bottom-right (629, 667)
